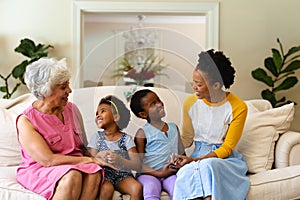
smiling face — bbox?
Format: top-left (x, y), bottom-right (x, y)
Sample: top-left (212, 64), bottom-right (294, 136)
top-left (192, 69), bottom-right (212, 100)
top-left (45, 81), bottom-right (72, 108)
top-left (95, 103), bottom-right (117, 129)
top-left (192, 68), bottom-right (226, 103)
top-left (139, 92), bottom-right (166, 122)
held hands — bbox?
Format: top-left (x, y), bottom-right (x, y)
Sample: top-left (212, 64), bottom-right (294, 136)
top-left (92, 156), bottom-right (120, 171)
top-left (171, 153), bottom-right (194, 168)
top-left (105, 150), bottom-right (121, 165)
top-left (158, 153), bottom-right (187, 177)
top-left (159, 163), bottom-right (178, 177)
top-left (95, 150), bottom-right (121, 168)
top-left (95, 150), bottom-right (110, 159)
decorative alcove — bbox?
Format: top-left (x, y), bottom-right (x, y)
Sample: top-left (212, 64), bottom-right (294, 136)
top-left (73, 1), bottom-right (219, 91)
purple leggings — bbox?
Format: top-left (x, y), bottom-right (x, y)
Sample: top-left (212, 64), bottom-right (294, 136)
top-left (137, 174), bottom-right (176, 200)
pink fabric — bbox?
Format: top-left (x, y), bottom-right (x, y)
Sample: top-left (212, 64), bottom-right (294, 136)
top-left (16, 102), bottom-right (103, 200)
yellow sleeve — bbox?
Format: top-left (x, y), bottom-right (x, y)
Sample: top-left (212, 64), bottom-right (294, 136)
top-left (214, 94), bottom-right (248, 158)
top-left (181, 94), bottom-right (197, 148)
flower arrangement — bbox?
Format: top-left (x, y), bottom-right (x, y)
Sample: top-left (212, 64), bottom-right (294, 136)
top-left (113, 54), bottom-right (168, 86)
top-left (125, 67), bottom-right (155, 85)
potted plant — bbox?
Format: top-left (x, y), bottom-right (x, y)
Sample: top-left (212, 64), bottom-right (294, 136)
top-left (251, 38), bottom-right (300, 107)
top-left (0, 38), bottom-right (53, 99)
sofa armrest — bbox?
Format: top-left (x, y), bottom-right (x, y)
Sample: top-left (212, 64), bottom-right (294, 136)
top-left (247, 165), bottom-right (300, 200)
top-left (275, 131), bottom-right (300, 168)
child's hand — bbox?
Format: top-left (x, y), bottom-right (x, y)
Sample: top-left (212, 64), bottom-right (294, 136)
top-left (168, 153), bottom-right (183, 169)
top-left (159, 163), bottom-right (178, 177)
top-left (169, 153), bottom-right (176, 165)
top-left (93, 156), bottom-right (120, 171)
top-left (95, 150), bottom-right (110, 160)
top-left (173, 154), bottom-right (193, 167)
top-left (106, 150), bottom-right (120, 165)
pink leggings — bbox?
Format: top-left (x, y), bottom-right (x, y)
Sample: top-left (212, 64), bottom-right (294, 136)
top-left (137, 174), bottom-right (176, 200)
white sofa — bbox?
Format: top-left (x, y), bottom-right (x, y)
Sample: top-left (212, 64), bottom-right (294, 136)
top-left (1, 85), bottom-right (300, 200)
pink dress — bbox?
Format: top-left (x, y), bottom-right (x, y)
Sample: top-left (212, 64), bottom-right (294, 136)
top-left (16, 102), bottom-right (103, 200)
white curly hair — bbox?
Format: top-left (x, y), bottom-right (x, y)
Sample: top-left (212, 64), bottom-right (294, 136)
top-left (24, 57), bottom-right (71, 100)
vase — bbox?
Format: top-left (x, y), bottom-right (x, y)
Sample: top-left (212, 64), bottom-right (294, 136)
top-left (138, 78), bottom-right (154, 87)
top-left (135, 79), bottom-right (145, 86)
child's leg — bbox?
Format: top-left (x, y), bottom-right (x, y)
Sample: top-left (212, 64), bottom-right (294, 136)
top-left (99, 180), bottom-right (114, 200)
top-left (162, 174), bottom-right (177, 200)
top-left (117, 177), bottom-right (143, 200)
top-left (137, 174), bottom-right (162, 200)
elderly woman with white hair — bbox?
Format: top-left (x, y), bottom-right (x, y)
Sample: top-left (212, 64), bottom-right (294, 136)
top-left (16, 57), bottom-right (115, 200)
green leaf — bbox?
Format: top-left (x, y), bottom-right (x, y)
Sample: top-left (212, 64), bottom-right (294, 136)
top-left (12, 60), bottom-right (29, 79)
top-left (251, 68), bottom-right (273, 87)
top-left (277, 96), bottom-right (286, 103)
top-left (0, 86), bottom-right (7, 92)
top-left (14, 38), bottom-right (53, 59)
top-left (261, 89), bottom-right (277, 107)
top-left (30, 44), bottom-right (53, 60)
top-left (273, 76), bottom-right (298, 92)
top-left (276, 71), bottom-right (295, 83)
top-left (287, 54), bottom-right (300, 62)
top-left (281, 60), bottom-right (300, 73)
top-left (272, 48), bottom-right (283, 70)
top-left (14, 38), bottom-right (37, 58)
top-left (285, 46), bottom-right (300, 58)
top-left (277, 38), bottom-right (284, 57)
top-left (264, 57), bottom-right (278, 77)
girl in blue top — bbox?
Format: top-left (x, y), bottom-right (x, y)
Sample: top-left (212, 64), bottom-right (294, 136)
top-left (130, 89), bottom-right (185, 200)
top-left (88, 95), bottom-right (142, 200)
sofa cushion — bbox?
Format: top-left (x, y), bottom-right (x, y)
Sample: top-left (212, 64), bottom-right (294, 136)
top-left (236, 100), bottom-right (295, 173)
top-left (0, 94), bottom-right (36, 166)
top-left (248, 165), bottom-right (300, 200)
top-left (0, 108), bottom-right (22, 166)
top-left (0, 166), bottom-right (45, 199)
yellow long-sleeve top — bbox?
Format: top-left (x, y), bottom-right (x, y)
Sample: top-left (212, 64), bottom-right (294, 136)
top-left (181, 92), bottom-right (247, 158)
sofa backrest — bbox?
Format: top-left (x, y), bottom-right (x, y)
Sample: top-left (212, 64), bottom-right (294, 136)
top-left (0, 86), bottom-right (295, 173)
top-left (69, 86), bottom-right (190, 141)
top-left (0, 94), bottom-right (36, 166)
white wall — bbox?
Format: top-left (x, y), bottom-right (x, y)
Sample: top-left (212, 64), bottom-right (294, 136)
top-left (0, 0), bottom-right (72, 95)
top-left (219, 0), bottom-right (300, 131)
top-left (1, 0), bottom-right (300, 131)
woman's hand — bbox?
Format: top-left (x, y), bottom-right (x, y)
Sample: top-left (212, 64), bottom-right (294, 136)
top-left (81, 146), bottom-right (92, 157)
top-left (95, 150), bottom-right (121, 170)
top-left (95, 150), bottom-right (110, 160)
top-left (174, 154), bottom-right (194, 167)
top-left (92, 156), bottom-right (119, 171)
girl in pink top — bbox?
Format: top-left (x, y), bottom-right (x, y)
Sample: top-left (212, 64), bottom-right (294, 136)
top-left (16, 58), bottom-right (115, 200)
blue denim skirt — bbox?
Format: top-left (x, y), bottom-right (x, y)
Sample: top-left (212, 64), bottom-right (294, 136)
top-left (173, 141), bottom-right (250, 200)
